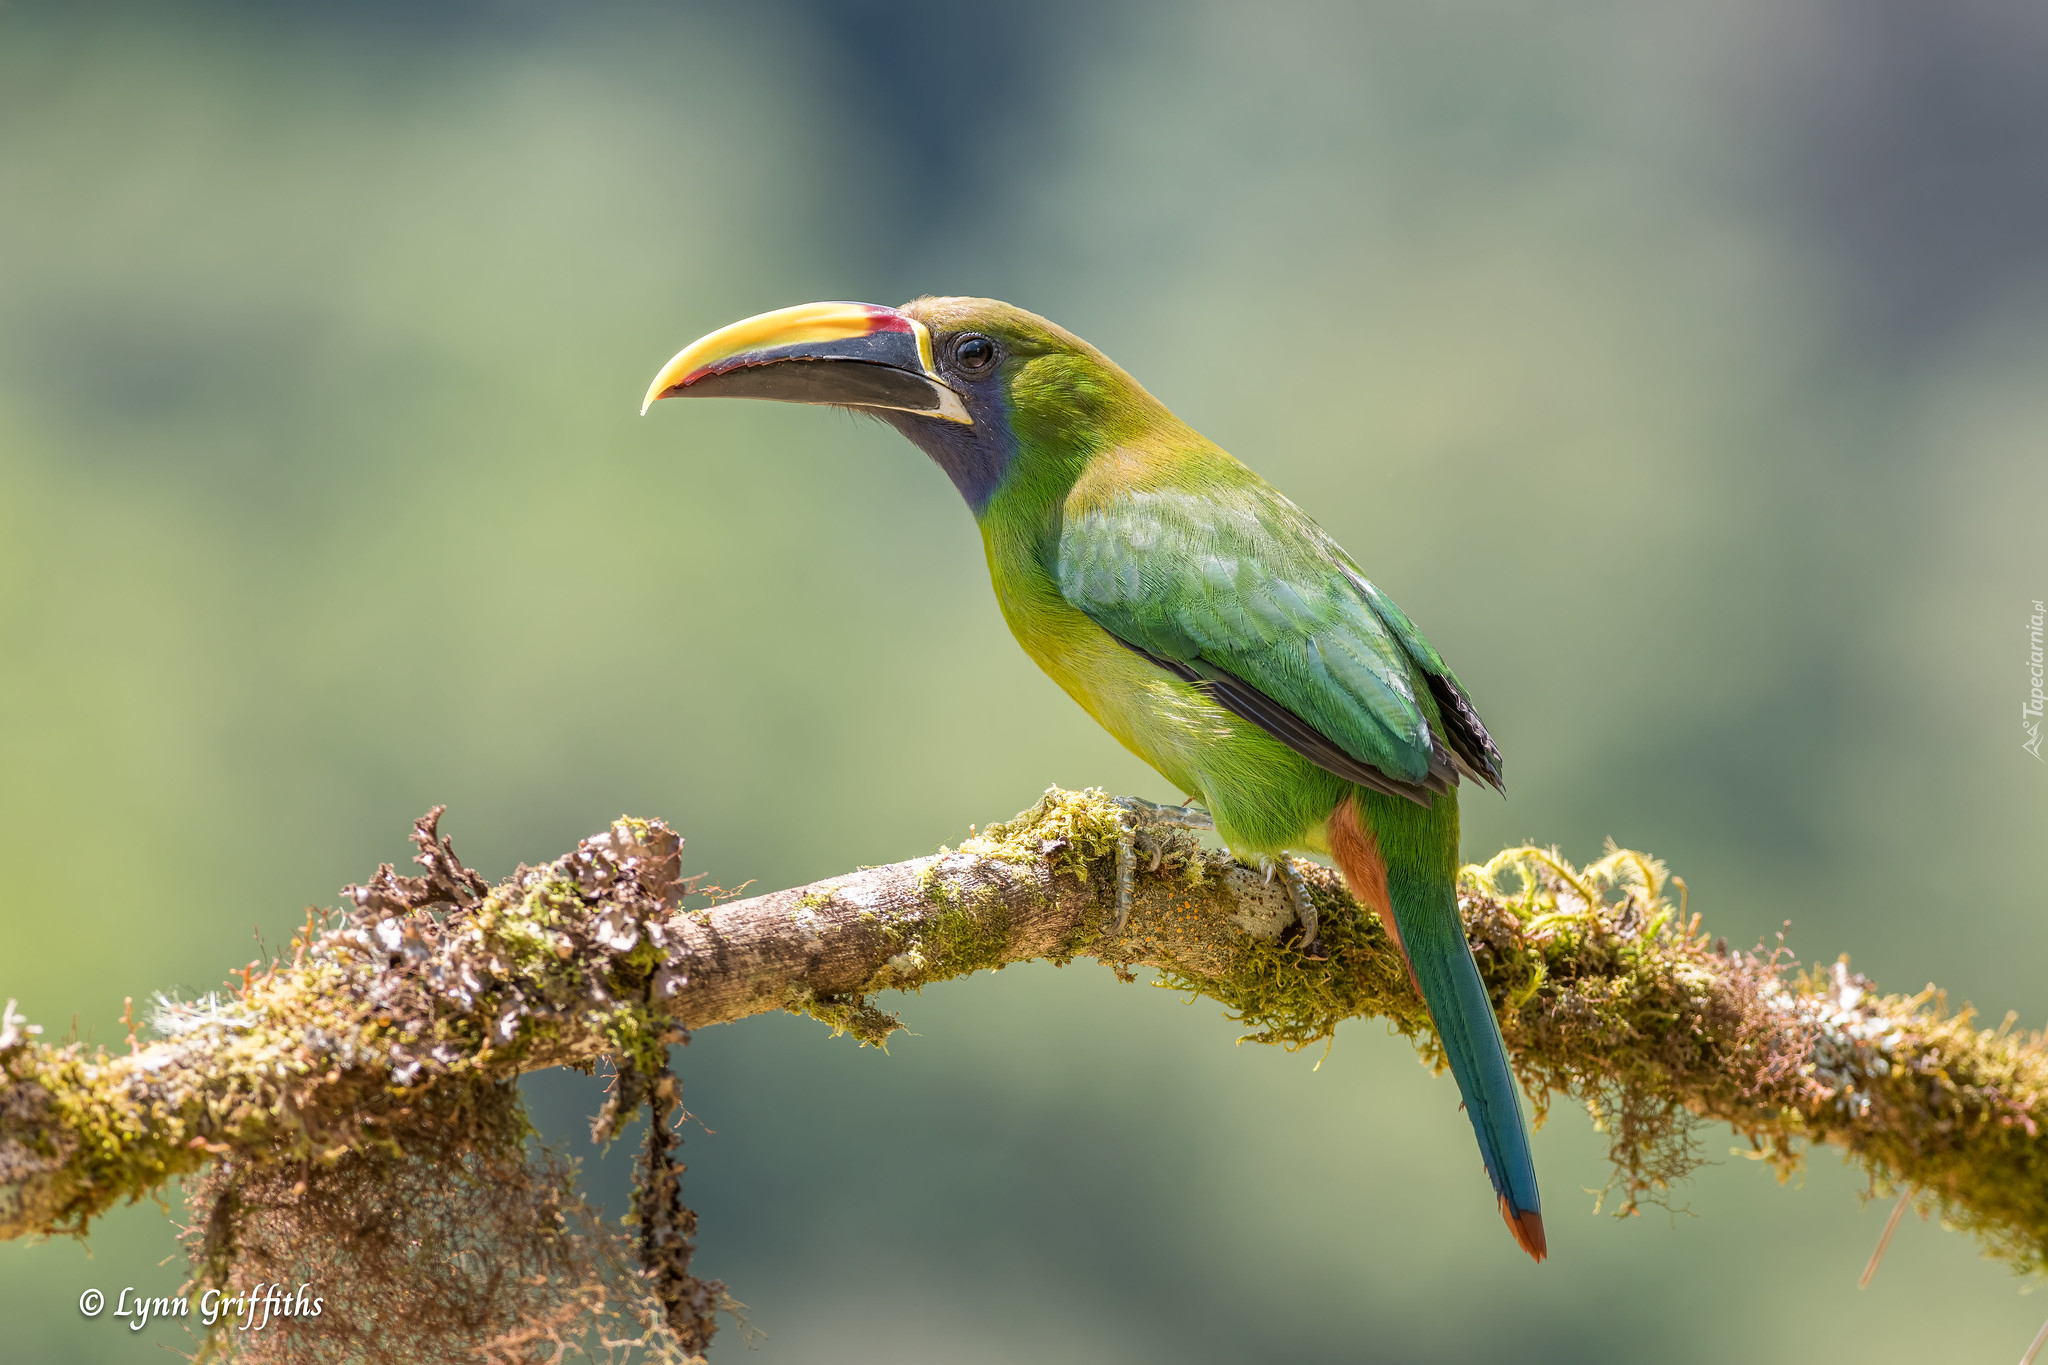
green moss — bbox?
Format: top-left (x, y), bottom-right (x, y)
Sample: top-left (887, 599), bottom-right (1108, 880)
top-left (967, 786), bottom-right (1131, 883)
top-left (911, 865), bottom-right (1011, 976)
top-left (594, 1003), bottom-right (674, 1076)
top-left (7, 819), bottom-right (712, 1239)
top-left (18, 800), bottom-right (2048, 1282)
top-left (840, 859), bottom-right (1017, 1000)
top-left (1155, 867), bottom-right (1425, 1053)
top-left (1047, 905), bottom-right (1107, 967)
top-left (476, 878), bottom-right (583, 974)
top-left (782, 988), bottom-right (901, 1048)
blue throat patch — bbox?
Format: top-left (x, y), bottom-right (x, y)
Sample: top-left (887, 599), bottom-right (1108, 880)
top-left (883, 402), bottom-right (1014, 516)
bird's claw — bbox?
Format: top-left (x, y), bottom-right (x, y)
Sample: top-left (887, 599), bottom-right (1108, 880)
top-left (1108, 796), bottom-right (1213, 934)
top-left (1261, 855), bottom-right (1322, 958)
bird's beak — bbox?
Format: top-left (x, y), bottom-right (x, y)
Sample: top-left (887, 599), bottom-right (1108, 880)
top-left (640, 301), bottom-right (971, 424)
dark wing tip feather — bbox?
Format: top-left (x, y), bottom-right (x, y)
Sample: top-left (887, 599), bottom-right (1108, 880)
top-left (1427, 674), bottom-right (1504, 794)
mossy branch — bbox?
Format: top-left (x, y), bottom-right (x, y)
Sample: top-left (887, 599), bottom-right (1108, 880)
top-left (2, 787), bottom-right (2044, 1358)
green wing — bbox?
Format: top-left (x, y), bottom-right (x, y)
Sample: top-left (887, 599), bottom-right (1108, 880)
top-left (1056, 481), bottom-right (1502, 802)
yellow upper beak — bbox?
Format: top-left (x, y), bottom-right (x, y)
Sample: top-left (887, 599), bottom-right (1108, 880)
top-left (640, 301), bottom-right (970, 423)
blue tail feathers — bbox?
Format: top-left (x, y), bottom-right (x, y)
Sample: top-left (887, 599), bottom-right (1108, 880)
top-left (1398, 886), bottom-right (1546, 1260)
top-left (1333, 787), bottom-right (1546, 1261)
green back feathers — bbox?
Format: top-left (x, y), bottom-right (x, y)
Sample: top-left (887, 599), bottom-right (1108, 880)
top-left (1057, 457), bottom-right (1463, 799)
top-left (899, 295), bottom-right (1502, 803)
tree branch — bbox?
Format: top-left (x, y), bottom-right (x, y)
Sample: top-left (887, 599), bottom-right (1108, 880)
top-left (2, 788), bottom-right (2044, 1355)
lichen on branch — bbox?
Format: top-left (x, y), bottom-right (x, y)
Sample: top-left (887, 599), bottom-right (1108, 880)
top-left (1, 788), bottom-right (2044, 1361)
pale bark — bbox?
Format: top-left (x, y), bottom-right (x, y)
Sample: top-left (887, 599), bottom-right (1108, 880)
top-left (3, 787), bottom-right (2043, 1290)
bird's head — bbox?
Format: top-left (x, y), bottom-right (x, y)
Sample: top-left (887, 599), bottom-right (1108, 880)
top-left (642, 296), bottom-right (1176, 514)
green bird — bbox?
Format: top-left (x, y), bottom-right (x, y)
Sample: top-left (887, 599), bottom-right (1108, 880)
top-left (642, 298), bottom-right (1545, 1261)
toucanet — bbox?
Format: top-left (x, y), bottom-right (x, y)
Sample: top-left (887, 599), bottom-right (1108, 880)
top-left (641, 298), bottom-right (1546, 1261)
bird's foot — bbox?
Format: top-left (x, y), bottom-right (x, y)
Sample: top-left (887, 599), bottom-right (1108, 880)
top-left (1108, 796), bottom-right (1214, 934)
top-left (1261, 855), bottom-right (1322, 958)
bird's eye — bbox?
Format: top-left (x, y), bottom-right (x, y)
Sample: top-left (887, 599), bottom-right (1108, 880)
top-left (952, 334), bottom-right (997, 374)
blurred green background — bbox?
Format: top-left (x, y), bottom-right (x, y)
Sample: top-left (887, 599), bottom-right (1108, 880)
top-left (3, 2), bottom-right (2045, 1360)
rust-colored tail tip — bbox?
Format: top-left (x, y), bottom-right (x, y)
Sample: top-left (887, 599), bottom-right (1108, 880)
top-left (1500, 1197), bottom-right (1547, 1262)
